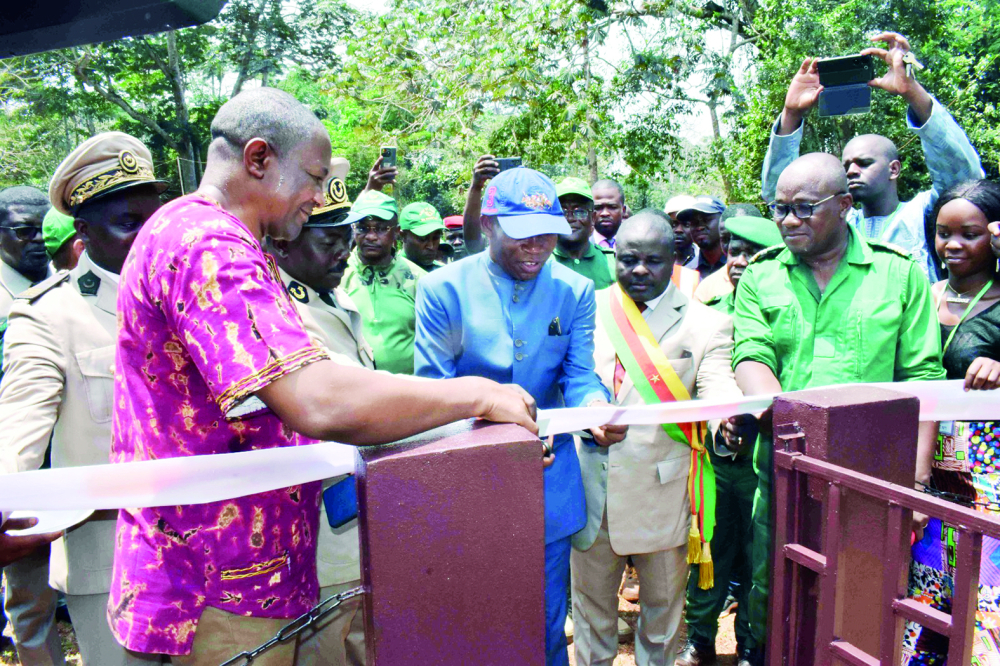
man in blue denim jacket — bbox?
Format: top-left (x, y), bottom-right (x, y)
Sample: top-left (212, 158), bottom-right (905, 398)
top-left (761, 32), bottom-right (983, 281)
top-left (415, 167), bottom-right (627, 666)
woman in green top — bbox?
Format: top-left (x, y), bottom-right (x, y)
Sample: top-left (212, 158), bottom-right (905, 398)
top-left (906, 179), bottom-right (1000, 664)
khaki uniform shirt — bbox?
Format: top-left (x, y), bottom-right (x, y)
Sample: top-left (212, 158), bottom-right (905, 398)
top-left (0, 252), bottom-right (118, 595)
top-left (279, 267), bottom-right (372, 588)
top-left (0, 259), bottom-right (35, 321)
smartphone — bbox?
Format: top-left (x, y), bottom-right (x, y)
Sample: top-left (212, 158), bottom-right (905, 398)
top-left (496, 157), bottom-right (522, 172)
top-left (380, 146), bottom-right (397, 169)
top-left (816, 54), bottom-right (875, 87)
top-left (816, 54), bottom-right (875, 117)
top-left (323, 475), bottom-right (358, 528)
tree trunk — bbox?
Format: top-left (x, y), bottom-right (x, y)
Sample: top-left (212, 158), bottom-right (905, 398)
top-left (165, 32), bottom-right (199, 192)
top-left (707, 95), bottom-right (733, 201)
top-left (582, 32), bottom-right (598, 183)
top-left (231, 0), bottom-right (271, 97)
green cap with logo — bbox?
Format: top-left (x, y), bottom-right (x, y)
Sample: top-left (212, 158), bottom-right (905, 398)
top-left (725, 216), bottom-right (784, 249)
top-left (399, 202), bottom-right (446, 237)
top-left (555, 176), bottom-right (593, 202)
top-left (343, 189), bottom-right (399, 225)
top-left (42, 207), bottom-right (77, 257)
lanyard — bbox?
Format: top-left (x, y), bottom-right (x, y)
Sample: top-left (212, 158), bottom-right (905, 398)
top-left (942, 279), bottom-right (994, 354)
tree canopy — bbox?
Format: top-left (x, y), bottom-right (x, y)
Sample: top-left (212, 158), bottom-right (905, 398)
top-left (1, 0), bottom-right (996, 212)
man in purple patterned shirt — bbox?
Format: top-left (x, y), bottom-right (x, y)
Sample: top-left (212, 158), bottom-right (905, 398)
top-left (108, 87), bottom-right (537, 665)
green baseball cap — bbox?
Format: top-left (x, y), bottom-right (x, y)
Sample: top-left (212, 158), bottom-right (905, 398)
top-left (399, 202), bottom-right (446, 236)
top-left (343, 189), bottom-right (399, 225)
top-left (725, 216), bottom-right (784, 249)
top-left (42, 207), bottom-right (76, 257)
top-left (555, 177), bottom-right (593, 202)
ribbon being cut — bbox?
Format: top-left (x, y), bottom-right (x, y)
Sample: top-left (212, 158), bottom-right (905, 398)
top-left (0, 380), bottom-right (995, 530)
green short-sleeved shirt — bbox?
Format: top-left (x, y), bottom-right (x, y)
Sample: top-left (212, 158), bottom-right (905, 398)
top-left (732, 224), bottom-right (945, 392)
top-left (552, 242), bottom-right (615, 290)
top-left (706, 291), bottom-right (735, 317)
top-left (342, 251), bottom-right (427, 375)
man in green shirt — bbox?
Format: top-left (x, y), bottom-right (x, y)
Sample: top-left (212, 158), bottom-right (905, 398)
top-left (679, 215), bottom-right (784, 666)
top-left (399, 202), bottom-right (447, 273)
top-left (732, 152), bottom-right (944, 666)
top-left (552, 177), bottom-right (615, 290)
top-left (341, 190), bottom-right (427, 375)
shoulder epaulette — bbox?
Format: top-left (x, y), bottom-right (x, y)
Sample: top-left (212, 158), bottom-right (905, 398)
top-left (868, 239), bottom-right (915, 260)
top-left (16, 271), bottom-right (70, 303)
top-left (747, 244), bottom-right (784, 264)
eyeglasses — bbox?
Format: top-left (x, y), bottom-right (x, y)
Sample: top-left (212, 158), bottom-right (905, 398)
top-left (1, 225), bottom-right (42, 241)
top-left (562, 208), bottom-right (592, 221)
top-left (769, 193), bottom-right (843, 221)
top-left (352, 222), bottom-right (397, 236)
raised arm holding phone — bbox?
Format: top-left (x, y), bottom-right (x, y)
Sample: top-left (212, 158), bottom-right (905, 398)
top-left (762, 31), bottom-right (984, 280)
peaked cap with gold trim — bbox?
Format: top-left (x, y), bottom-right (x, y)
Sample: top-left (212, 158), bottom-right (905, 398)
top-left (49, 131), bottom-right (168, 215)
top-left (305, 173), bottom-right (352, 228)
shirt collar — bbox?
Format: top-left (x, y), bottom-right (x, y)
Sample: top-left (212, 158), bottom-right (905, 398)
top-left (638, 288), bottom-right (667, 317)
top-left (84, 251), bottom-right (120, 284)
top-left (552, 242), bottom-right (600, 261)
top-left (592, 229), bottom-right (615, 249)
top-left (776, 223), bottom-right (872, 266)
top-left (0, 258), bottom-right (38, 296)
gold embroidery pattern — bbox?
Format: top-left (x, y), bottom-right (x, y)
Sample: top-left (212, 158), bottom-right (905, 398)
top-left (69, 149), bottom-right (155, 207)
top-left (220, 553), bottom-right (289, 581)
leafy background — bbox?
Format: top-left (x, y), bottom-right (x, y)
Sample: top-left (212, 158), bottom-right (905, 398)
top-left (1, 0), bottom-right (997, 215)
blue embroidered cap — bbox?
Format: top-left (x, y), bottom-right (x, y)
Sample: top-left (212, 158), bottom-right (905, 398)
top-left (480, 167), bottom-right (571, 239)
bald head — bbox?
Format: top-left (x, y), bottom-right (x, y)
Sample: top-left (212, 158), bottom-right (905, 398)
top-left (210, 87), bottom-right (325, 157)
top-left (777, 152), bottom-right (849, 199)
top-left (617, 209), bottom-right (674, 248)
top-left (844, 134), bottom-right (898, 163)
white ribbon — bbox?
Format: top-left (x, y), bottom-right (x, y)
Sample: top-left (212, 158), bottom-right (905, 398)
top-left (0, 380), bottom-right (995, 517)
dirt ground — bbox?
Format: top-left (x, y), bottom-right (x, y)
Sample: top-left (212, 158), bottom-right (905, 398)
top-left (0, 596), bottom-right (739, 665)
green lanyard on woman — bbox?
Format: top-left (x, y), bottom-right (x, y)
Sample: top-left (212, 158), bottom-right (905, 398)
top-left (942, 279), bottom-right (995, 354)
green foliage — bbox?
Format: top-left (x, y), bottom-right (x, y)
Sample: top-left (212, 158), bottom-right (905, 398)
top-left (0, 0), bottom-right (996, 215)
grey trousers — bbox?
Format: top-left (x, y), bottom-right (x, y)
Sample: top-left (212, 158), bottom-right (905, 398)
top-left (2, 545), bottom-right (64, 665)
top-left (64, 593), bottom-right (162, 666)
top-left (294, 580), bottom-right (366, 666)
top-left (570, 512), bottom-right (687, 666)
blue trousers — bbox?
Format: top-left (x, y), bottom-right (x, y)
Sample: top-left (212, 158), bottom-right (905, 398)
top-left (545, 537), bottom-right (571, 666)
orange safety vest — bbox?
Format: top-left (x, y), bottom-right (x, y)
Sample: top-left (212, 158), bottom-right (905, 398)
top-left (671, 264), bottom-right (700, 297)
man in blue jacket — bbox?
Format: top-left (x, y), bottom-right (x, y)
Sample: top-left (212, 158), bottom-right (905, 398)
top-left (415, 167), bottom-right (627, 666)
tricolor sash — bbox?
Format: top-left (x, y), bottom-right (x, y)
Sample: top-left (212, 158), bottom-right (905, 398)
top-left (597, 284), bottom-right (716, 589)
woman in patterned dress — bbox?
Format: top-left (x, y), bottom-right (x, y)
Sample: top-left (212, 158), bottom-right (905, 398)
top-left (905, 179), bottom-right (1000, 664)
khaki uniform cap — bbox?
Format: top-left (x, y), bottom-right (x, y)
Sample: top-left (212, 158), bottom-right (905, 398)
top-left (49, 131), bottom-right (166, 215)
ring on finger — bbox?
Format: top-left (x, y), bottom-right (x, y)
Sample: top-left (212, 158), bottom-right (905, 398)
top-left (542, 439), bottom-right (554, 458)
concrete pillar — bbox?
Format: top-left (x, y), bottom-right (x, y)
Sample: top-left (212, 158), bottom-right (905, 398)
top-left (356, 420), bottom-right (546, 665)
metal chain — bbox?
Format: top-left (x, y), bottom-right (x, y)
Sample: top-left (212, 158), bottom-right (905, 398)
top-left (219, 586), bottom-right (365, 666)
top-left (917, 481), bottom-right (1000, 511)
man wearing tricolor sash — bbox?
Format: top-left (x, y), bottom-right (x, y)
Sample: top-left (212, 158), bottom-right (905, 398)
top-left (571, 210), bottom-right (744, 666)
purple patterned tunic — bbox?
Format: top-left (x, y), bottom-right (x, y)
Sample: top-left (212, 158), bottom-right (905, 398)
top-left (107, 196), bottom-right (329, 655)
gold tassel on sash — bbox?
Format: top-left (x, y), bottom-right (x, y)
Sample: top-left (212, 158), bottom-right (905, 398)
top-left (687, 523), bottom-right (702, 564)
top-left (698, 542), bottom-right (714, 590)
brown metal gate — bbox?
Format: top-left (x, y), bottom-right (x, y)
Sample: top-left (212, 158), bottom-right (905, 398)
top-left (768, 385), bottom-right (1000, 666)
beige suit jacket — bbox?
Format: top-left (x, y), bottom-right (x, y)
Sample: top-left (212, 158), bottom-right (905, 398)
top-left (279, 268), bottom-right (372, 587)
top-left (573, 284), bottom-right (743, 555)
top-left (0, 253), bottom-right (118, 595)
